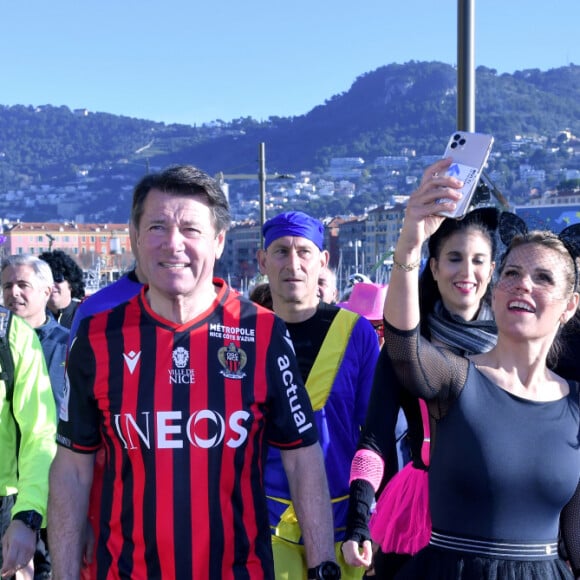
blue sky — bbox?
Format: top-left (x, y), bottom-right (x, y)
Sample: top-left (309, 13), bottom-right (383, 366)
top-left (2, 1), bottom-right (579, 126)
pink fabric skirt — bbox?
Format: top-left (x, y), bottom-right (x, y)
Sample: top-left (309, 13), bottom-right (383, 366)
top-left (368, 463), bottom-right (431, 555)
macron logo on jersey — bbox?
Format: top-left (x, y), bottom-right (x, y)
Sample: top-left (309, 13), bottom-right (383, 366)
top-left (123, 350), bottom-right (141, 374)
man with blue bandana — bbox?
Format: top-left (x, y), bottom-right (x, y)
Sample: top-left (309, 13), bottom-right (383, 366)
top-left (259, 211), bottom-right (379, 580)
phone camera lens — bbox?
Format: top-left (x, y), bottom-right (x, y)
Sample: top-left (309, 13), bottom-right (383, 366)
top-left (453, 133), bottom-right (461, 141)
top-left (459, 138), bottom-right (466, 146)
top-left (450, 142), bottom-right (458, 149)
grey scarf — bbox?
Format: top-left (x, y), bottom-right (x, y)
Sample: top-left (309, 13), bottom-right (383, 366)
top-left (427, 300), bottom-right (498, 356)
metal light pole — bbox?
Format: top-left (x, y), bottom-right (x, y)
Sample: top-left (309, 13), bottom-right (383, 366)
top-left (258, 142), bottom-right (267, 248)
top-left (457, 0), bottom-right (476, 131)
top-left (217, 143), bottom-right (294, 255)
top-left (257, 143), bottom-right (295, 248)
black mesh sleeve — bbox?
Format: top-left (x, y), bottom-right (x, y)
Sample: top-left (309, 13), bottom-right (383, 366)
top-left (358, 347), bottom-right (424, 487)
top-left (561, 477), bottom-right (580, 574)
top-left (358, 348), bottom-right (403, 473)
top-left (382, 321), bottom-right (470, 420)
top-left (344, 350), bottom-right (408, 544)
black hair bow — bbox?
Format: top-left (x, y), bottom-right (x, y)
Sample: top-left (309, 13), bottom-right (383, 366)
top-left (498, 211), bottom-right (580, 288)
top-left (560, 224), bottom-right (580, 264)
top-left (499, 212), bottom-right (580, 261)
top-left (498, 211), bottom-right (528, 247)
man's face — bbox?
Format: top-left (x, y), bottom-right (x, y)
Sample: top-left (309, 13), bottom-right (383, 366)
top-left (48, 276), bottom-right (73, 313)
top-left (1, 264), bottom-right (51, 327)
top-left (259, 236), bottom-right (327, 310)
top-left (135, 189), bottom-right (225, 299)
top-left (317, 268), bottom-right (338, 304)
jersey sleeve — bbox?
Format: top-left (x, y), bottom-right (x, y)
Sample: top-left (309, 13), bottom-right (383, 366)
top-left (9, 315), bottom-right (57, 518)
top-left (264, 317), bottom-right (319, 449)
top-left (57, 317), bottom-right (101, 453)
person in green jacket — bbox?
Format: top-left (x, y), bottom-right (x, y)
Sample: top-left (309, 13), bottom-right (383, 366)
top-left (0, 308), bottom-right (56, 578)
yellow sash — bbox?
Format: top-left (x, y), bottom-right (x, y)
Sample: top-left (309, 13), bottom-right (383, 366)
top-left (273, 308), bottom-right (359, 542)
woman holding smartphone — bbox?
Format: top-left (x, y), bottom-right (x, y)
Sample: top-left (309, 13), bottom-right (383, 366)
top-left (342, 193), bottom-right (500, 578)
top-left (368, 158), bottom-right (580, 579)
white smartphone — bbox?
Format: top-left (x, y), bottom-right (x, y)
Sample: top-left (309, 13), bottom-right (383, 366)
top-left (436, 131), bottom-right (494, 219)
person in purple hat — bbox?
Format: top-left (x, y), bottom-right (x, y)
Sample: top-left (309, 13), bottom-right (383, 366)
top-left (259, 210), bottom-right (379, 580)
top-left (337, 282), bottom-right (388, 344)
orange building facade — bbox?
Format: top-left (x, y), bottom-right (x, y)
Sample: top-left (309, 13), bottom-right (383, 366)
top-left (0, 222), bottom-right (134, 286)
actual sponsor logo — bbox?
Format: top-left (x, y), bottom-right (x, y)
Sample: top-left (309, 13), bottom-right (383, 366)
top-left (277, 354), bottom-right (313, 434)
top-left (217, 342), bottom-right (247, 379)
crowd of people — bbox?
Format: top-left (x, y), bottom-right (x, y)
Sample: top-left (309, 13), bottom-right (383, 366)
top-left (0, 159), bottom-right (579, 580)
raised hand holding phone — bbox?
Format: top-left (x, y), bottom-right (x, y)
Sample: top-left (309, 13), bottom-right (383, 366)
top-left (436, 131), bottom-right (494, 219)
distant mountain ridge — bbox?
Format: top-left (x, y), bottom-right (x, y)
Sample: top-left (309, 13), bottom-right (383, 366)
top-left (151, 61), bottom-right (580, 175)
top-left (1, 60), bottom-right (580, 194)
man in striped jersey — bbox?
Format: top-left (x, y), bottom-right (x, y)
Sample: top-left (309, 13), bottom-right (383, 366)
top-left (48, 166), bottom-right (338, 580)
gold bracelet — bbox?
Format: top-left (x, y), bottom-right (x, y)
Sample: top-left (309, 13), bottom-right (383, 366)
top-left (392, 256), bottom-right (421, 272)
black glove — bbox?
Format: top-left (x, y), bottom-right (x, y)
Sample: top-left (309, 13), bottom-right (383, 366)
top-left (343, 478), bottom-right (375, 544)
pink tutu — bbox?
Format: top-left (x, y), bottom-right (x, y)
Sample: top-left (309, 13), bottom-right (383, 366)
top-left (369, 463), bottom-right (431, 555)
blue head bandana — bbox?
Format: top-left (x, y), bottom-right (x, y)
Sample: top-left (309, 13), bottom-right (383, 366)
top-left (263, 211), bottom-right (324, 250)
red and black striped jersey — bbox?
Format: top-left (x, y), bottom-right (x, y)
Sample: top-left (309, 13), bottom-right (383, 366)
top-left (57, 279), bottom-right (318, 579)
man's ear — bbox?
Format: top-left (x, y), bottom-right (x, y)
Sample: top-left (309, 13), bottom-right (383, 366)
top-left (257, 248), bottom-right (267, 275)
top-left (214, 230), bottom-right (226, 260)
top-left (129, 222), bottom-right (138, 252)
top-left (43, 284), bottom-right (52, 302)
top-left (321, 250), bottom-right (329, 268)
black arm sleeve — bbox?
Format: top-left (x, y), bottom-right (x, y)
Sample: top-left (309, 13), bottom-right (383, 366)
top-left (358, 348), bottom-right (424, 484)
top-left (344, 347), bottom-right (428, 544)
top-left (383, 320), bottom-right (470, 420)
top-left (358, 348), bottom-right (403, 474)
top-left (561, 477), bottom-right (580, 574)
top-left (344, 479), bottom-right (376, 544)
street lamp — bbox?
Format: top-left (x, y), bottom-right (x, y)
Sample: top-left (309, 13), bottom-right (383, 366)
top-left (258, 143), bottom-right (266, 247)
top-left (383, 246), bottom-right (395, 283)
top-left (217, 142), bottom-right (294, 248)
top-left (348, 240), bottom-right (362, 273)
top-left (258, 142), bottom-right (295, 247)
top-left (46, 233), bottom-right (56, 251)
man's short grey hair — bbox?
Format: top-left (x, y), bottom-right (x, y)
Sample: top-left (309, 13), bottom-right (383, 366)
top-left (1, 254), bottom-right (55, 288)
